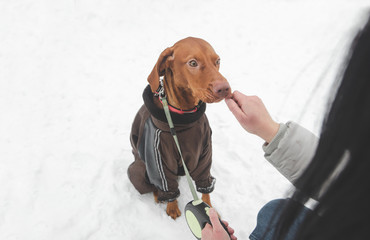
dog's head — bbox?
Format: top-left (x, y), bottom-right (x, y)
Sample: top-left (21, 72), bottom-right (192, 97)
top-left (148, 37), bottom-right (231, 103)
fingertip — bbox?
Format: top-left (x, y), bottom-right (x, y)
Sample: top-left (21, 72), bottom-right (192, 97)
top-left (209, 208), bottom-right (217, 216)
top-left (225, 98), bottom-right (237, 111)
top-left (233, 90), bottom-right (247, 101)
top-left (208, 208), bottom-right (218, 222)
top-left (233, 90), bottom-right (241, 97)
top-left (225, 92), bottom-right (234, 100)
top-left (225, 96), bottom-right (236, 106)
top-left (227, 226), bottom-right (235, 234)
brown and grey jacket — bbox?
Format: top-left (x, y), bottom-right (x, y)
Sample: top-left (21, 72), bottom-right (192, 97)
top-left (128, 85), bottom-right (216, 202)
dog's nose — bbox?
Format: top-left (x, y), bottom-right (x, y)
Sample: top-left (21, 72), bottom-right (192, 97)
top-left (213, 82), bottom-right (231, 99)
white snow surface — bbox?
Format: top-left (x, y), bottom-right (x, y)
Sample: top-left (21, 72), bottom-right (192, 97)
top-left (1, 0), bottom-right (369, 239)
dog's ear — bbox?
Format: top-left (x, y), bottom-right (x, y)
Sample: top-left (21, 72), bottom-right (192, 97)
top-left (147, 47), bottom-right (174, 93)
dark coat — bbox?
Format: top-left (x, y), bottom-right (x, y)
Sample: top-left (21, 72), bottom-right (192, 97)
top-left (128, 85), bottom-right (215, 202)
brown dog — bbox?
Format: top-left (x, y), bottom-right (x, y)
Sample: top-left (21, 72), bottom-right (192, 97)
top-left (128, 37), bottom-right (230, 219)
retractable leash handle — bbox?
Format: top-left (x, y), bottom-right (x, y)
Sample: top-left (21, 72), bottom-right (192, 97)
top-left (159, 90), bottom-right (230, 239)
top-left (185, 200), bottom-right (230, 240)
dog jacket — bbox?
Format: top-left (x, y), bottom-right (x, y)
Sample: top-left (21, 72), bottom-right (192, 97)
top-left (128, 85), bottom-right (216, 202)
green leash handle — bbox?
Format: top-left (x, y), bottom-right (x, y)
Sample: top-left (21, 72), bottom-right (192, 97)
top-left (185, 200), bottom-right (231, 240)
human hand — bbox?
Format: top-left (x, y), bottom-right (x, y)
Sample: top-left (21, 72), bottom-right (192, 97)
top-left (201, 208), bottom-right (237, 240)
top-left (225, 91), bottom-right (279, 143)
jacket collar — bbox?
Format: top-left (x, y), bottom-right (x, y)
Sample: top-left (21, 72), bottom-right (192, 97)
top-left (143, 85), bottom-right (206, 125)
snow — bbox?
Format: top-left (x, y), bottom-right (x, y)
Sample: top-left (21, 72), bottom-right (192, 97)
top-left (0, 0), bottom-right (369, 239)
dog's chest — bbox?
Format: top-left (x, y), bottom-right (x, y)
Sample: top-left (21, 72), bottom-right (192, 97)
top-left (136, 107), bottom-right (212, 174)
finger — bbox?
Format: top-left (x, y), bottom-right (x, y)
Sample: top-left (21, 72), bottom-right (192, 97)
top-left (202, 223), bottom-right (213, 235)
top-left (225, 97), bottom-right (247, 124)
top-left (225, 97), bottom-right (242, 114)
top-left (221, 220), bottom-right (229, 227)
top-left (231, 234), bottom-right (238, 240)
top-left (231, 90), bottom-right (245, 103)
top-left (208, 208), bottom-right (223, 230)
top-left (227, 226), bottom-right (235, 235)
top-left (220, 219), bottom-right (235, 236)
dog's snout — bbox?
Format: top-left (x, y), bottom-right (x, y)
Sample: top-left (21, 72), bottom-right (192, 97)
top-left (213, 82), bottom-right (231, 99)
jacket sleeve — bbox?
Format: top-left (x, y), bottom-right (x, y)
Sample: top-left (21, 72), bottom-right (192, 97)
top-left (263, 121), bottom-right (319, 184)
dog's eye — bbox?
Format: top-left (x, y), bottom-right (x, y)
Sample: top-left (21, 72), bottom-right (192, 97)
top-left (216, 59), bottom-right (221, 65)
top-left (188, 60), bottom-right (198, 67)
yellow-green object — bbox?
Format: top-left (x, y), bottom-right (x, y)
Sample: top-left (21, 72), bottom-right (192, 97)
top-left (185, 210), bottom-right (202, 239)
top-left (185, 200), bottom-right (212, 239)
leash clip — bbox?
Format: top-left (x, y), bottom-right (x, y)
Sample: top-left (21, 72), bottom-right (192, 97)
top-left (155, 76), bottom-right (166, 99)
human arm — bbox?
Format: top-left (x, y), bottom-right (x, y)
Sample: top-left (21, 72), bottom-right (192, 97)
top-left (225, 91), bottom-right (279, 143)
top-left (225, 91), bottom-right (318, 184)
top-left (263, 121), bottom-right (318, 184)
top-left (201, 208), bottom-right (237, 240)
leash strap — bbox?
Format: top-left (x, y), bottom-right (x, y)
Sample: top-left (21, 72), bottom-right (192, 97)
top-left (160, 96), bottom-right (200, 201)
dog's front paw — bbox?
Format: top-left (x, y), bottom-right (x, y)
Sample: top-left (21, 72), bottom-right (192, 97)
top-left (202, 193), bottom-right (213, 207)
top-left (166, 200), bottom-right (181, 220)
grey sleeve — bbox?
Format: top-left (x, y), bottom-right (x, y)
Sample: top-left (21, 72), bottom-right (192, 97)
top-left (262, 121), bottom-right (319, 184)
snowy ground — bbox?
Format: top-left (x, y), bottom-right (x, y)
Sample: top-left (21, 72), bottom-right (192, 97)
top-left (1, 1), bottom-right (369, 239)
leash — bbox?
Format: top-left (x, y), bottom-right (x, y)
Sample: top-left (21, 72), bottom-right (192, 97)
top-left (160, 95), bottom-right (199, 201)
top-left (157, 76), bottom-right (230, 239)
